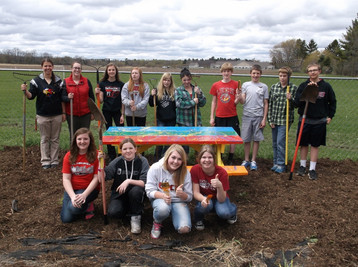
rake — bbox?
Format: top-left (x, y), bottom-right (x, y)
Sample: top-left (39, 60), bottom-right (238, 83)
top-left (192, 75), bottom-right (201, 127)
top-left (147, 78), bottom-right (158, 126)
top-left (83, 59), bottom-right (110, 128)
top-left (13, 72), bottom-right (39, 171)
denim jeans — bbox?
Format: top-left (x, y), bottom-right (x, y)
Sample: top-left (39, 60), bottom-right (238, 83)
top-left (151, 199), bottom-right (191, 231)
top-left (60, 189), bottom-right (99, 223)
top-left (194, 197), bottom-right (237, 222)
top-left (271, 125), bottom-right (287, 167)
top-left (108, 185), bottom-right (145, 218)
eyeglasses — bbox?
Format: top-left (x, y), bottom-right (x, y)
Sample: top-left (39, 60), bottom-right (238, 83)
top-left (308, 69), bottom-right (319, 73)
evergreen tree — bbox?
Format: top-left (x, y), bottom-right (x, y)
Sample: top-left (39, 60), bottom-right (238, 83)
top-left (340, 14), bottom-right (358, 75)
top-left (307, 39), bottom-right (318, 54)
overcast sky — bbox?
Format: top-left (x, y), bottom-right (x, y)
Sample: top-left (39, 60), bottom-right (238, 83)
top-left (1, 0), bottom-right (357, 62)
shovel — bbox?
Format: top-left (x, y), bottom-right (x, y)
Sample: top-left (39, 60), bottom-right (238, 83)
top-left (288, 84), bottom-right (319, 180)
top-left (88, 98), bottom-right (108, 224)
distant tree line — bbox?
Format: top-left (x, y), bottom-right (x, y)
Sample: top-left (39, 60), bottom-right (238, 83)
top-left (270, 14), bottom-right (358, 76)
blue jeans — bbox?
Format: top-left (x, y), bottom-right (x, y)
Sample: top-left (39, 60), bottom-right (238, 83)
top-left (271, 125), bottom-right (287, 167)
top-left (194, 197), bottom-right (237, 222)
top-left (60, 189), bottom-right (99, 223)
top-left (151, 199), bottom-right (191, 231)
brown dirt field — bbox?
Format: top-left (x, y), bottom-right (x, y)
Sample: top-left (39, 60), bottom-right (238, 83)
top-left (0, 146), bottom-right (357, 266)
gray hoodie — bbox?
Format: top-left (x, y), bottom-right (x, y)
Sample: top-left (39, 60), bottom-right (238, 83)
top-left (145, 158), bottom-right (193, 203)
top-left (121, 82), bottom-right (150, 118)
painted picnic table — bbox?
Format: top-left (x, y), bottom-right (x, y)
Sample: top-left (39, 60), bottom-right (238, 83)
top-left (103, 126), bottom-right (243, 167)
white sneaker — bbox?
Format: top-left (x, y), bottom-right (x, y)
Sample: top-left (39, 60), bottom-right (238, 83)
top-left (151, 221), bottom-right (162, 239)
top-left (131, 215), bottom-right (141, 234)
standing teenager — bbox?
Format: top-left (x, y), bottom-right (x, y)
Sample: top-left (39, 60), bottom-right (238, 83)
top-left (21, 58), bottom-right (71, 169)
top-left (175, 68), bottom-right (206, 154)
top-left (95, 63), bottom-right (125, 161)
top-left (268, 67), bottom-right (297, 173)
top-left (210, 62), bottom-right (241, 164)
top-left (149, 72), bottom-right (177, 157)
top-left (62, 62), bottom-right (95, 136)
top-left (294, 63), bottom-right (336, 180)
top-left (238, 65), bottom-right (269, 171)
top-left (121, 67), bottom-right (150, 126)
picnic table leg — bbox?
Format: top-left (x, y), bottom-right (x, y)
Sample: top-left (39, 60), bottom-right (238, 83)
top-left (216, 145), bottom-right (226, 166)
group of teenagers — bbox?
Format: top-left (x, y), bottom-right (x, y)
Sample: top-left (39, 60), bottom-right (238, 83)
top-left (20, 58), bottom-right (336, 238)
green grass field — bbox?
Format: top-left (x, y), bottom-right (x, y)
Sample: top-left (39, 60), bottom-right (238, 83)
top-left (0, 69), bottom-right (357, 161)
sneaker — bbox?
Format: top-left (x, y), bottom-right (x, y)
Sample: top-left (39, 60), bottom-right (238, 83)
top-left (241, 160), bottom-right (250, 168)
top-left (50, 164), bottom-right (58, 168)
top-left (250, 161), bottom-right (257, 171)
top-left (227, 215), bottom-right (237, 224)
top-left (131, 215), bottom-right (141, 234)
top-left (275, 166), bottom-right (286, 174)
top-left (308, 170), bottom-right (318, 180)
top-left (271, 165), bottom-right (278, 172)
top-left (42, 165), bottom-right (51, 170)
top-left (151, 221), bottom-right (162, 239)
top-left (85, 202), bottom-right (94, 220)
top-left (296, 166), bottom-right (306, 176)
top-left (195, 221), bottom-right (205, 231)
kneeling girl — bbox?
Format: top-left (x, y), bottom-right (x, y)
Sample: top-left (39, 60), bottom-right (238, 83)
top-left (104, 138), bottom-right (149, 234)
top-left (190, 145), bottom-right (237, 230)
top-left (145, 144), bottom-right (192, 239)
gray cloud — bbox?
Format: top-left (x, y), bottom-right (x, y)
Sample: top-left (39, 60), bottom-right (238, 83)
top-left (0, 0), bottom-right (357, 61)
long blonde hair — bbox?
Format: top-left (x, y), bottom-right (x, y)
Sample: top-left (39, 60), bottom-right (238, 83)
top-left (163, 144), bottom-right (187, 187)
top-left (128, 67), bottom-right (145, 98)
top-left (157, 72), bottom-right (175, 100)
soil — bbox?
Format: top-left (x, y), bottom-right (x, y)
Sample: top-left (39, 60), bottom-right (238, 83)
top-left (0, 146), bottom-right (357, 266)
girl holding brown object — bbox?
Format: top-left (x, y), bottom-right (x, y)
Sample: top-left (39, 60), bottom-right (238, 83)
top-left (145, 144), bottom-right (193, 239)
top-left (121, 67), bottom-right (150, 126)
top-left (95, 63), bottom-right (125, 161)
top-left (190, 145), bottom-right (237, 231)
top-left (62, 62), bottom-right (95, 137)
top-left (21, 58), bottom-right (70, 169)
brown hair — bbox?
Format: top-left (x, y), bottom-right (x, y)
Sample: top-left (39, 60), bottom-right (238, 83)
top-left (163, 144), bottom-right (187, 187)
top-left (100, 63), bottom-right (120, 82)
top-left (306, 63), bottom-right (321, 72)
top-left (278, 66), bottom-right (292, 78)
top-left (69, 128), bottom-right (97, 164)
top-left (196, 145), bottom-right (217, 166)
top-left (128, 67), bottom-right (145, 98)
top-left (41, 58), bottom-right (55, 81)
top-left (250, 64), bottom-right (262, 74)
top-left (119, 138), bottom-right (139, 157)
top-left (220, 62), bottom-right (233, 73)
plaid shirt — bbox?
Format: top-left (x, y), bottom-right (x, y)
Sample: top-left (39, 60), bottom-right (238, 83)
top-left (268, 82), bottom-right (297, 125)
top-left (175, 84), bottom-right (206, 126)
